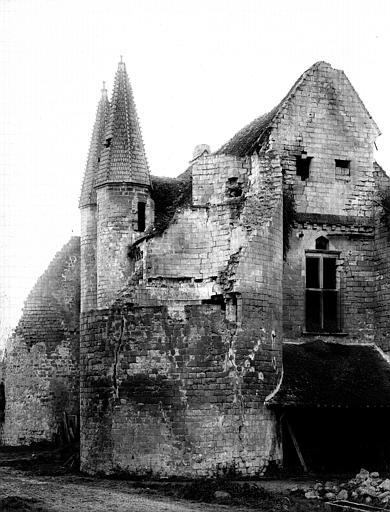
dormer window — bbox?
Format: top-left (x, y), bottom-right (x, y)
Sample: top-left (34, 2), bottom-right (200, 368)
top-left (335, 159), bottom-right (350, 180)
top-left (104, 137), bottom-right (112, 148)
top-left (296, 153), bottom-right (312, 181)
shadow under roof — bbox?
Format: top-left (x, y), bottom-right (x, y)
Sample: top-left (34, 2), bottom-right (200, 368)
top-left (267, 341), bottom-right (390, 408)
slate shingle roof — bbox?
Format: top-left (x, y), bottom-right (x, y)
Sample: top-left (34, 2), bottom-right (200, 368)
top-left (79, 85), bottom-right (110, 207)
top-left (96, 61), bottom-right (150, 188)
top-left (268, 341), bottom-right (390, 408)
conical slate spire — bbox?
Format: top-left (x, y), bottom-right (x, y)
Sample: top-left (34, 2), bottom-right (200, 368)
top-left (96, 60), bottom-right (150, 188)
top-left (79, 83), bottom-right (110, 207)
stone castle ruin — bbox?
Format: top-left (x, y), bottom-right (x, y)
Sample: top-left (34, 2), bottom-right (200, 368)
top-left (1, 60), bottom-right (390, 476)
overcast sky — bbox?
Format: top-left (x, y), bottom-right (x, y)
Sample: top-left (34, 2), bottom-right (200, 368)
top-left (0, 0), bottom-right (389, 340)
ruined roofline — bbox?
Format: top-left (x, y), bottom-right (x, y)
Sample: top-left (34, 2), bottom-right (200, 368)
top-left (217, 61), bottom-right (380, 157)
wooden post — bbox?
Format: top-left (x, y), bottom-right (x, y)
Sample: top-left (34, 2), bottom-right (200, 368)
top-left (285, 418), bottom-right (308, 473)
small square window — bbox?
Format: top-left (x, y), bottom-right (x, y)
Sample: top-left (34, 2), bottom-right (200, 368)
top-left (335, 159), bottom-right (350, 180)
top-left (296, 155), bottom-right (312, 181)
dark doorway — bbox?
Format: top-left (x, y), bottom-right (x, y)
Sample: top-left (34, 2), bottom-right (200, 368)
top-left (282, 408), bottom-right (390, 474)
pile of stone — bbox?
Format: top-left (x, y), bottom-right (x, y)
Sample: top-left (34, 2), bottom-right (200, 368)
top-left (297, 469), bottom-right (390, 506)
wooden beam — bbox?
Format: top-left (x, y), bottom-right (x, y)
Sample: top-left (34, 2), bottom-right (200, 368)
top-left (285, 418), bottom-right (308, 473)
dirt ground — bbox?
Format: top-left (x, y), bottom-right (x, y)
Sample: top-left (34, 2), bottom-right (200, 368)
top-left (0, 447), bottom-right (328, 512)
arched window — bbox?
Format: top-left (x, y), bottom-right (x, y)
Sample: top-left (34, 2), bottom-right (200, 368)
top-left (315, 236), bottom-right (329, 251)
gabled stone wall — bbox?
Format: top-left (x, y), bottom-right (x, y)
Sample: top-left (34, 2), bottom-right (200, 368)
top-left (272, 62), bottom-right (379, 218)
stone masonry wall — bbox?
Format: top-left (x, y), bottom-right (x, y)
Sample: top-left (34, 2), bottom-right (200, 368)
top-left (80, 304), bottom-right (281, 477)
top-left (375, 218), bottom-right (390, 352)
top-left (272, 62), bottom-right (379, 218)
top-left (80, 206), bottom-right (97, 312)
top-left (96, 184), bottom-right (154, 308)
top-left (81, 152), bottom-right (284, 477)
top-left (283, 224), bottom-right (376, 344)
top-left (128, 153), bottom-right (282, 308)
top-left (374, 165), bottom-right (390, 351)
top-left (1, 237), bottom-right (80, 445)
top-left (192, 154), bottom-right (251, 206)
top-left (145, 154), bottom-right (251, 281)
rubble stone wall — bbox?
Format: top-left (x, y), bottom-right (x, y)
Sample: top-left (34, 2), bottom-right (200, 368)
top-left (80, 303), bottom-right (281, 477)
top-left (0, 237), bottom-right (80, 445)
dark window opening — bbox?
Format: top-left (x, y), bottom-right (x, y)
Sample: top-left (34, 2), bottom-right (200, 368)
top-left (315, 236), bottom-right (329, 251)
top-left (296, 154), bottom-right (312, 181)
top-left (305, 253), bottom-right (339, 332)
top-left (202, 294), bottom-right (226, 311)
top-left (306, 257), bottom-right (320, 288)
top-left (104, 137), bottom-right (112, 148)
top-left (226, 177), bottom-right (242, 197)
top-left (335, 159), bottom-right (350, 180)
top-left (137, 202), bottom-right (146, 232)
top-left (128, 245), bottom-right (143, 261)
top-left (335, 159), bottom-right (350, 169)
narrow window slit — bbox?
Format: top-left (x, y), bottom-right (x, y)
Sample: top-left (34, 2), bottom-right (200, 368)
top-left (137, 202), bottom-right (146, 232)
top-left (296, 154), bottom-right (312, 181)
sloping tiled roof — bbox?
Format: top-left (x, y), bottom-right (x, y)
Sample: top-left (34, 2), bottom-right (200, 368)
top-left (217, 106), bottom-right (280, 157)
top-left (150, 167), bottom-right (192, 235)
top-left (268, 341), bottom-right (390, 408)
top-left (96, 61), bottom-right (150, 188)
top-left (79, 85), bottom-right (110, 207)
